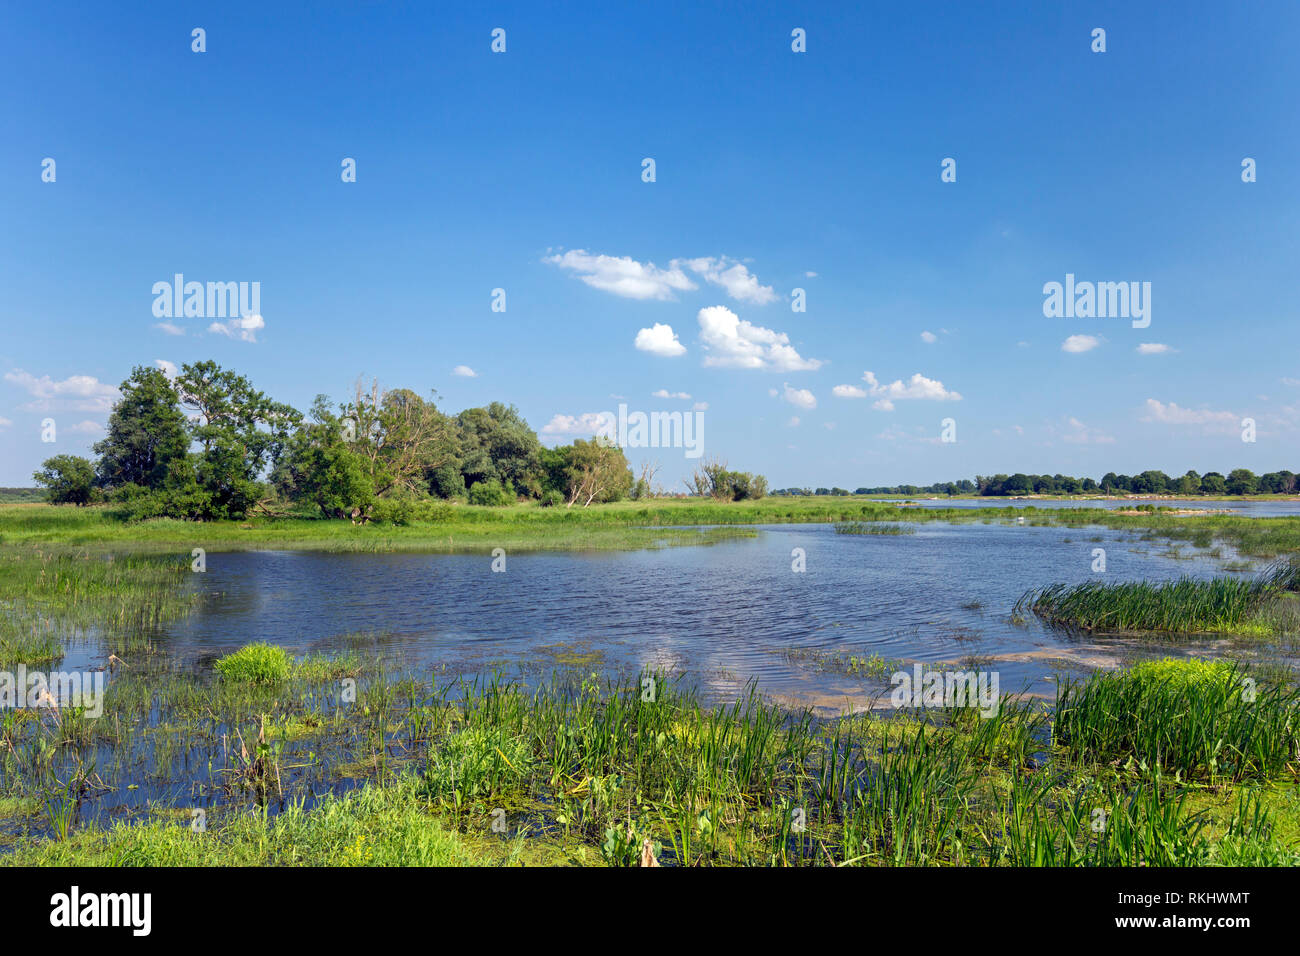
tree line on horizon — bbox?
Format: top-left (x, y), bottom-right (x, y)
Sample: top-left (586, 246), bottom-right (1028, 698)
top-left (773, 468), bottom-right (1299, 498)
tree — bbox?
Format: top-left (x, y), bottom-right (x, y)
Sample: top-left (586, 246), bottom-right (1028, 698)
top-left (341, 381), bottom-right (455, 500)
top-left (563, 438), bottom-right (632, 507)
top-left (94, 366), bottom-right (190, 490)
top-left (1225, 468), bottom-right (1258, 496)
top-left (1200, 472), bottom-right (1227, 495)
top-left (455, 402), bottom-right (543, 496)
top-left (274, 396), bottom-right (375, 518)
top-left (33, 455), bottom-right (95, 505)
top-left (1178, 470), bottom-right (1201, 495)
top-left (175, 360), bottom-right (302, 517)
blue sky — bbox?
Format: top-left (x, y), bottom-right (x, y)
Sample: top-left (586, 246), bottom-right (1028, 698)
top-left (3, 1), bottom-right (1298, 489)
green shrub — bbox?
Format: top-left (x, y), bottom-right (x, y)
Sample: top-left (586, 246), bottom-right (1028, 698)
top-left (214, 642), bottom-right (292, 684)
top-left (540, 489), bottom-right (564, 508)
top-left (468, 478), bottom-right (514, 507)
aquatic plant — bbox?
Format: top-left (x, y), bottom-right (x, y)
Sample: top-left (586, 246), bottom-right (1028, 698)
top-left (214, 643), bottom-right (292, 684)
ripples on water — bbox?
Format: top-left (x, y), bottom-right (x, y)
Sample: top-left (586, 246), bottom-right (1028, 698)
top-left (147, 521), bottom-right (1270, 707)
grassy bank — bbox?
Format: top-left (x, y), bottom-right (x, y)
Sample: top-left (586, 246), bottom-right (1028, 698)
top-left (3, 657), bottom-right (1296, 866)
top-left (4, 497), bottom-right (1300, 559)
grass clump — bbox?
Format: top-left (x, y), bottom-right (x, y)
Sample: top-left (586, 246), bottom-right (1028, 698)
top-left (1054, 658), bottom-right (1299, 782)
top-left (1016, 562), bottom-right (1300, 634)
top-left (214, 643), bottom-right (292, 685)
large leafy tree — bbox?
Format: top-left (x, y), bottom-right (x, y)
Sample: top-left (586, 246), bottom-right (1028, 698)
top-left (561, 438), bottom-right (633, 507)
top-left (93, 366), bottom-right (190, 490)
top-left (33, 455), bottom-right (95, 505)
top-left (274, 396), bottom-right (375, 518)
top-left (341, 380), bottom-right (456, 499)
top-left (455, 402), bottom-right (543, 497)
top-left (175, 360), bottom-right (301, 517)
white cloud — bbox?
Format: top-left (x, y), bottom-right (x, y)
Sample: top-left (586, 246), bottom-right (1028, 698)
top-left (920, 330), bottom-right (937, 344)
top-left (1061, 416), bottom-right (1114, 444)
top-left (1281, 377), bottom-right (1300, 387)
top-left (804, 271), bottom-right (818, 278)
top-left (452, 365), bottom-right (478, 378)
top-left (1141, 399), bottom-right (1238, 428)
top-left (67, 420), bottom-right (104, 434)
top-left (692, 401), bottom-right (708, 411)
top-left (652, 389), bottom-right (691, 400)
top-left (1061, 334), bottom-right (1100, 353)
top-left (0, 417), bottom-right (12, 429)
top-left (545, 250), bottom-right (695, 301)
top-left (697, 306), bottom-right (822, 371)
top-left (208, 313), bottom-right (264, 342)
top-left (155, 360), bottom-right (179, 380)
top-left (540, 412), bottom-right (615, 438)
top-left (782, 383), bottom-right (816, 410)
top-left (635, 323), bottom-right (686, 357)
top-left (545, 249), bottom-right (780, 305)
top-left (832, 384), bottom-right (867, 399)
top-left (1136, 343), bottom-right (1171, 355)
top-left (154, 321), bottom-right (185, 336)
top-left (677, 257), bottom-right (777, 304)
top-left (858, 371), bottom-right (962, 409)
top-left (4, 369), bottom-right (118, 412)
top-left (787, 416), bottom-right (801, 427)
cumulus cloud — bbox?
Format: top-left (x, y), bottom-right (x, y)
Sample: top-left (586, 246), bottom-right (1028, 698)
top-left (4, 369), bottom-right (118, 413)
top-left (836, 371), bottom-right (962, 412)
top-left (782, 383), bottom-right (816, 410)
top-left (154, 321), bottom-right (185, 336)
top-left (0, 417), bottom-right (12, 429)
top-left (1141, 399), bottom-right (1238, 429)
top-left (545, 250), bottom-right (695, 301)
top-left (1061, 417), bottom-right (1115, 444)
top-left (67, 420), bottom-right (105, 434)
top-left (208, 313), bottom-right (264, 342)
top-left (652, 389), bottom-right (691, 400)
top-left (677, 257), bottom-right (777, 304)
top-left (1061, 334), bottom-right (1100, 353)
top-left (832, 384), bottom-right (868, 399)
top-left (697, 306), bottom-right (822, 371)
top-left (545, 249), bottom-right (779, 305)
top-left (452, 365), bottom-right (478, 378)
top-left (920, 330), bottom-right (937, 344)
top-left (155, 360), bottom-right (179, 380)
top-left (635, 323), bottom-right (687, 357)
top-left (1136, 343), bottom-right (1171, 355)
top-left (540, 412), bottom-right (615, 438)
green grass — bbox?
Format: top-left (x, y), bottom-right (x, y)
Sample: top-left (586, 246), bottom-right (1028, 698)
top-left (1, 781), bottom-right (533, 866)
top-left (214, 643), bottom-right (293, 684)
top-left (1015, 562), bottom-right (1300, 634)
top-left (1054, 658), bottom-right (1299, 781)
top-left (4, 497), bottom-right (1300, 560)
top-left (2, 660), bottom-right (1297, 866)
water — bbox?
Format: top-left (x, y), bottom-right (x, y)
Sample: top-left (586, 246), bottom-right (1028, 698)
top-left (873, 497), bottom-right (1300, 517)
top-left (158, 521), bottom-right (1271, 709)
